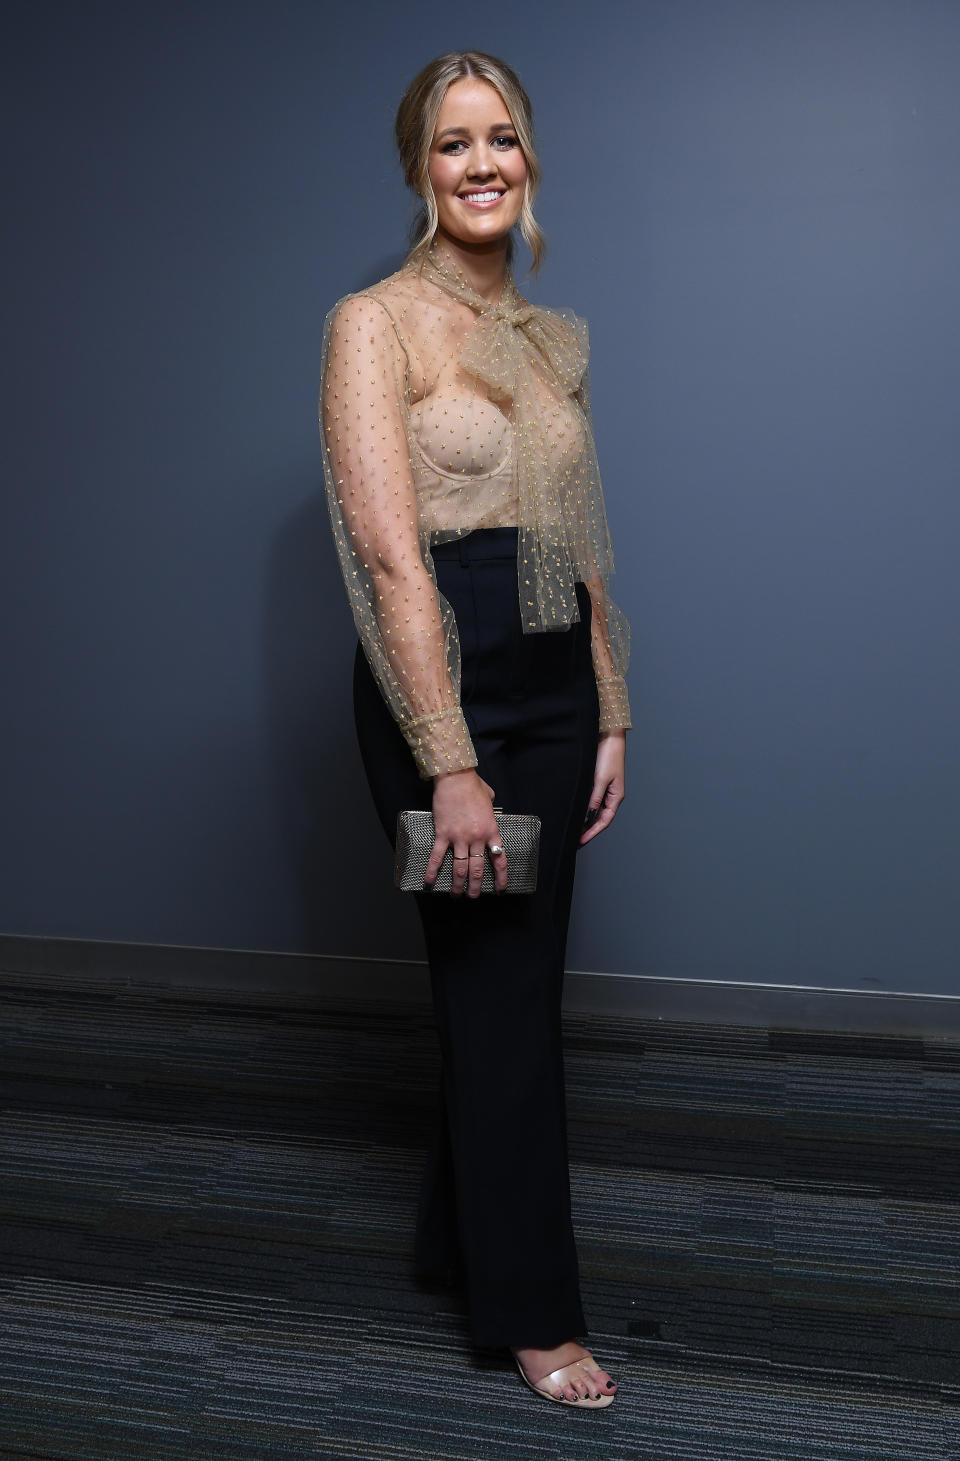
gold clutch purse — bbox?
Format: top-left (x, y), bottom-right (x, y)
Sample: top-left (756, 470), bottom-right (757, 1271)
top-left (394, 809), bottom-right (541, 894)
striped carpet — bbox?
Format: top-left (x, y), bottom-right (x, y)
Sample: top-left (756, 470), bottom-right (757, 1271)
top-left (0, 966), bottom-right (957, 1459)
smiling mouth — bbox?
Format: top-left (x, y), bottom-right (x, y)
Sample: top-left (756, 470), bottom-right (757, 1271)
top-left (457, 190), bottom-right (506, 208)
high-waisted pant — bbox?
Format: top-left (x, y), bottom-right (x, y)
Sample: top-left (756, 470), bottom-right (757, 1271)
top-left (352, 527), bottom-right (599, 1349)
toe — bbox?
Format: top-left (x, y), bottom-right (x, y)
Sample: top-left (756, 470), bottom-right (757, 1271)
top-left (557, 1363), bottom-right (591, 1401)
top-left (582, 1360), bottom-right (617, 1395)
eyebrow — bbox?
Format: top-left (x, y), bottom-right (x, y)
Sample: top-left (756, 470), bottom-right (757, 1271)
top-left (435, 123), bottom-right (517, 141)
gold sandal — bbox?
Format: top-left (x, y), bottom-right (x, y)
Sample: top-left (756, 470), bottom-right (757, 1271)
top-left (514, 1350), bottom-right (616, 1408)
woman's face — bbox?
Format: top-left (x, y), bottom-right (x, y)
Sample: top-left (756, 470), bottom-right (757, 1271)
top-left (427, 77), bottom-right (527, 249)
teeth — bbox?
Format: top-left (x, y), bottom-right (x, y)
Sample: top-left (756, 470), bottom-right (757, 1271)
top-left (461, 191), bottom-right (502, 204)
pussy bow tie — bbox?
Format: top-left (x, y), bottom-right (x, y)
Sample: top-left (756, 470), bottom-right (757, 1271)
top-left (418, 249), bottom-right (586, 401)
top-left (416, 246), bottom-right (594, 633)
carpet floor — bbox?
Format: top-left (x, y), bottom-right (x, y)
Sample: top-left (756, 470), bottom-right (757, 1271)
top-left (0, 966), bottom-right (958, 1459)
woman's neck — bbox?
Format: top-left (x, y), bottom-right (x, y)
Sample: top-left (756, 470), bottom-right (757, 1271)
top-left (431, 230), bottom-right (509, 305)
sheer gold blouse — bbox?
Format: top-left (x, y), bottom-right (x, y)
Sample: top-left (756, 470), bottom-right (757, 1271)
top-left (319, 245), bottom-right (631, 779)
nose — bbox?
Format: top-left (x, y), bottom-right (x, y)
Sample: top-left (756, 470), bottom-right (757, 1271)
top-left (467, 144), bottom-right (497, 180)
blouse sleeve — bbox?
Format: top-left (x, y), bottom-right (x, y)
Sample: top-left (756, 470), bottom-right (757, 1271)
top-left (573, 356), bottom-right (632, 733)
top-left (319, 293), bottom-right (478, 778)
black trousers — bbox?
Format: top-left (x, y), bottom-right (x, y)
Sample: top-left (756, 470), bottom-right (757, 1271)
top-left (352, 528), bottom-right (599, 1349)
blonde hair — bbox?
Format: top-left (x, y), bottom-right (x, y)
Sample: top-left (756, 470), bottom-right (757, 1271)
top-left (395, 51), bottom-right (545, 273)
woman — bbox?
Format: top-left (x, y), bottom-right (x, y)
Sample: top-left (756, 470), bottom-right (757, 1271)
top-left (318, 51), bottom-right (630, 1408)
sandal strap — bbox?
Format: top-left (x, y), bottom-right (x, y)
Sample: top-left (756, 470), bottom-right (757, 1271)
top-left (539, 1353), bottom-right (598, 1390)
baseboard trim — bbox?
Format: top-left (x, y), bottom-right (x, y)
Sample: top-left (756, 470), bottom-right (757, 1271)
top-left (1, 934), bottom-right (957, 1036)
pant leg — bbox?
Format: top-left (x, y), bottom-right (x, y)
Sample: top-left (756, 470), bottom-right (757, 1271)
top-left (352, 532), bottom-right (598, 1349)
top-left (353, 643), bottom-right (462, 1283)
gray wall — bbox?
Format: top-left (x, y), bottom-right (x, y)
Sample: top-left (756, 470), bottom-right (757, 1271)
top-left (3, 0), bottom-right (959, 994)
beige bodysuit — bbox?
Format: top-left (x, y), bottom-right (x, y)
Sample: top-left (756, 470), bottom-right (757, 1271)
top-left (319, 244), bottom-right (631, 778)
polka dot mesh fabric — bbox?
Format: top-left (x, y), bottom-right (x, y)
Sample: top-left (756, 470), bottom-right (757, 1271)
top-left (319, 242), bottom-right (631, 779)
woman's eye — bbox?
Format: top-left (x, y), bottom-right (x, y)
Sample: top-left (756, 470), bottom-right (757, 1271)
top-left (437, 135), bottom-right (517, 155)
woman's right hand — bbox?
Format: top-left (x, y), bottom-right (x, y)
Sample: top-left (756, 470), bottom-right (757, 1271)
top-left (426, 769), bottom-right (508, 896)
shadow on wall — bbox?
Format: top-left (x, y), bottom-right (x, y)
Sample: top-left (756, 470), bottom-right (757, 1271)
top-left (258, 249), bottom-right (471, 961)
top-left (261, 476), bottom-right (424, 963)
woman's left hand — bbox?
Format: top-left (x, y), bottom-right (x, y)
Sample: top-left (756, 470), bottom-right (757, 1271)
top-left (579, 730), bottom-right (626, 846)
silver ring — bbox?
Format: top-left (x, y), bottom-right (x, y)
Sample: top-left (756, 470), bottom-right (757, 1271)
top-left (489, 844), bottom-right (504, 857)
top-left (452, 855), bottom-right (469, 862)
